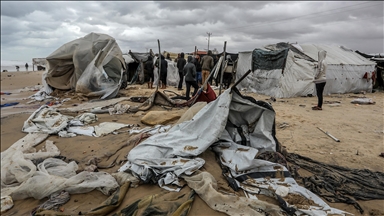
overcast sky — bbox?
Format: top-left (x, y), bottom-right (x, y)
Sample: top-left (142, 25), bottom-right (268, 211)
top-left (1, 1), bottom-right (383, 63)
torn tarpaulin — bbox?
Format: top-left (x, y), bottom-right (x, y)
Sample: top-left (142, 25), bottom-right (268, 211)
top-left (119, 87), bottom-right (350, 215)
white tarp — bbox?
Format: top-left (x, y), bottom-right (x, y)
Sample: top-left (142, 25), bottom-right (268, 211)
top-left (1, 134), bottom-right (119, 200)
top-left (153, 58), bottom-right (185, 88)
top-left (119, 88), bottom-right (349, 215)
top-left (236, 44), bottom-right (376, 98)
top-left (45, 32), bottom-right (126, 99)
top-left (22, 106), bottom-right (132, 137)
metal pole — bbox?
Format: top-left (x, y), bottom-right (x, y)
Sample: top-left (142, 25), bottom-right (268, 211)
top-left (207, 32), bottom-right (212, 52)
top-left (317, 127), bottom-right (340, 142)
top-left (219, 41), bottom-right (227, 95)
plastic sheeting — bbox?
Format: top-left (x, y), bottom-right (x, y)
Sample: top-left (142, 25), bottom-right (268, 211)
top-left (119, 88), bottom-right (277, 183)
top-left (45, 32), bottom-right (126, 99)
top-left (236, 43), bottom-right (376, 98)
top-left (236, 50), bottom-right (316, 98)
top-left (119, 88), bottom-right (349, 215)
top-left (252, 48), bottom-right (289, 71)
top-left (1, 133), bottom-right (119, 201)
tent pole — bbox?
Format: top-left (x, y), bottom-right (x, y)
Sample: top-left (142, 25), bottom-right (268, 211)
top-left (157, 39), bottom-right (161, 91)
top-left (231, 69), bottom-right (252, 91)
top-left (219, 41), bottom-right (227, 95)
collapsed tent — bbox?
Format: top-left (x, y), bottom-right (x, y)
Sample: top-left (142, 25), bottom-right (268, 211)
top-left (236, 42), bottom-right (377, 98)
top-left (45, 32), bottom-right (126, 99)
top-left (119, 87), bottom-right (349, 215)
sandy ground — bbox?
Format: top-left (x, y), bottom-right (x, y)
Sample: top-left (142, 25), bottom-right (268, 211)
top-left (1, 70), bottom-right (383, 215)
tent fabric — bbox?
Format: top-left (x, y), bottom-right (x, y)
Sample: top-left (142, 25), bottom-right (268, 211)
top-left (237, 50), bottom-right (316, 98)
top-left (119, 87), bottom-right (348, 215)
top-left (287, 153), bottom-right (384, 214)
top-left (45, 32), bottom-right (126, 99)
top-left (236, 43), bottom-right (376, 98)
top-left (111, 188), bottom-right (195, 216)
top-left (252, 48), bottom-right (289, 71)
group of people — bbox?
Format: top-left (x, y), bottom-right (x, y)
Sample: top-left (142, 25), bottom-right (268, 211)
top-left (15, 63), bottom-right (29, 72)
top-left (142, 51), bottom-right (217, 100)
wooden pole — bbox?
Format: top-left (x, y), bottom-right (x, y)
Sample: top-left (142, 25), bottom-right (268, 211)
top-left (157, 39), bottom-right (161, 91)
top-left (219, 41), bottom-right (227, 95)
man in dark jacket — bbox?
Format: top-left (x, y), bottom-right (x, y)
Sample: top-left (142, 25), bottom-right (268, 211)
top-left (183, 56), bottom-right (199, 100)
top-left (177, 52), bottom-right (186, 90)
top-left (194, 55), bottom-right (202, 85)
top-left (144, 56), bottom-right (154, 89)
top-left (200, 50), bottom-right (214, 91)
top-left (155, 55), bottom-right (168, 89)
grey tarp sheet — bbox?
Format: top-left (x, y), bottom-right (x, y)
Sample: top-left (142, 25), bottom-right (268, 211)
top-left (252, 48), bottom-right (289, 71)
top-left (45, 32), bottom-right (126, 99)
top-left (119, 88), bottom-right (349, 215)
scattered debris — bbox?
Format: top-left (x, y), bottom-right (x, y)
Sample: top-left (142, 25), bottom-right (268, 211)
top-left (317, 127), bottom-right (340, 142)
top-left (351, 98), bottom-right (375, 105)
top-left (1, 196), bottom-right (13, 213)
top-left (1, 102), bottom-right (19, 108)
top-left (279, 122), bottom-right (290, 129)
top-left (108, 103), bottom-right (130, 115)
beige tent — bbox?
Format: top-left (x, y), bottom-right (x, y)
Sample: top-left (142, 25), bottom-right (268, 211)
top-left (45, 32), bottom-right (126, 99)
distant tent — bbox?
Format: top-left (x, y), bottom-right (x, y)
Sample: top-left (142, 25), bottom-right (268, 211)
top-left (45, 32), bottom-right (126, 99)
top-left (32, 58), bottom-right (47, 71)
top-left (236, 42), bottom-right (376, 98)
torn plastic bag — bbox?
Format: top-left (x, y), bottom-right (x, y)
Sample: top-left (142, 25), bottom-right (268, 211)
top-left (5, 158), bottom-right (119, 200)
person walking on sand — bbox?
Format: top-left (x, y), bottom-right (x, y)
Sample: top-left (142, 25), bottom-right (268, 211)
top-left (16, 66), bottom-right (19, 71)
top-left (177, 52), bottom-right (186, 90)
top-left (184, 56), bottom-right (199, 100)
top-left (312, 50), bottom-right (327, 111)
top-left (25, 63), bottom-right (29, 71)
top-left (200, 50), bottom-right (214, 91)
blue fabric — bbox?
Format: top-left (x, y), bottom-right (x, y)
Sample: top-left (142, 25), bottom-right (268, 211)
top-left (1, 102), bottom-right (19, 108)
top-left (196, 72), bottom-right (202, 83)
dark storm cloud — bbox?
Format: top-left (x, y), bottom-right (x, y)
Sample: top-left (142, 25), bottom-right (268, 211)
top-left (1, 1), bottom-right (383, 62)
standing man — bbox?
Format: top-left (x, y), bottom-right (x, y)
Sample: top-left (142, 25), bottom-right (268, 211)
top-left (313, 50), bottom-right (327, 111)
top-left (177, 52), bottom-right (186, 90)
top-left (25, 63), bottom-right (29, 71)
top-left (144, 56), bottom-right (154, 89)
top-left (200, 50), bottom-right (214, 91)
top-left (184, 56), bottom-right (199, 100)
top-left (194, 55), bottom-right (202, 85)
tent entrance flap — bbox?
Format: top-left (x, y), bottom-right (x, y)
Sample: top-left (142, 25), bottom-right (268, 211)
top-left (252, 48), bottom-right (289, 71)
